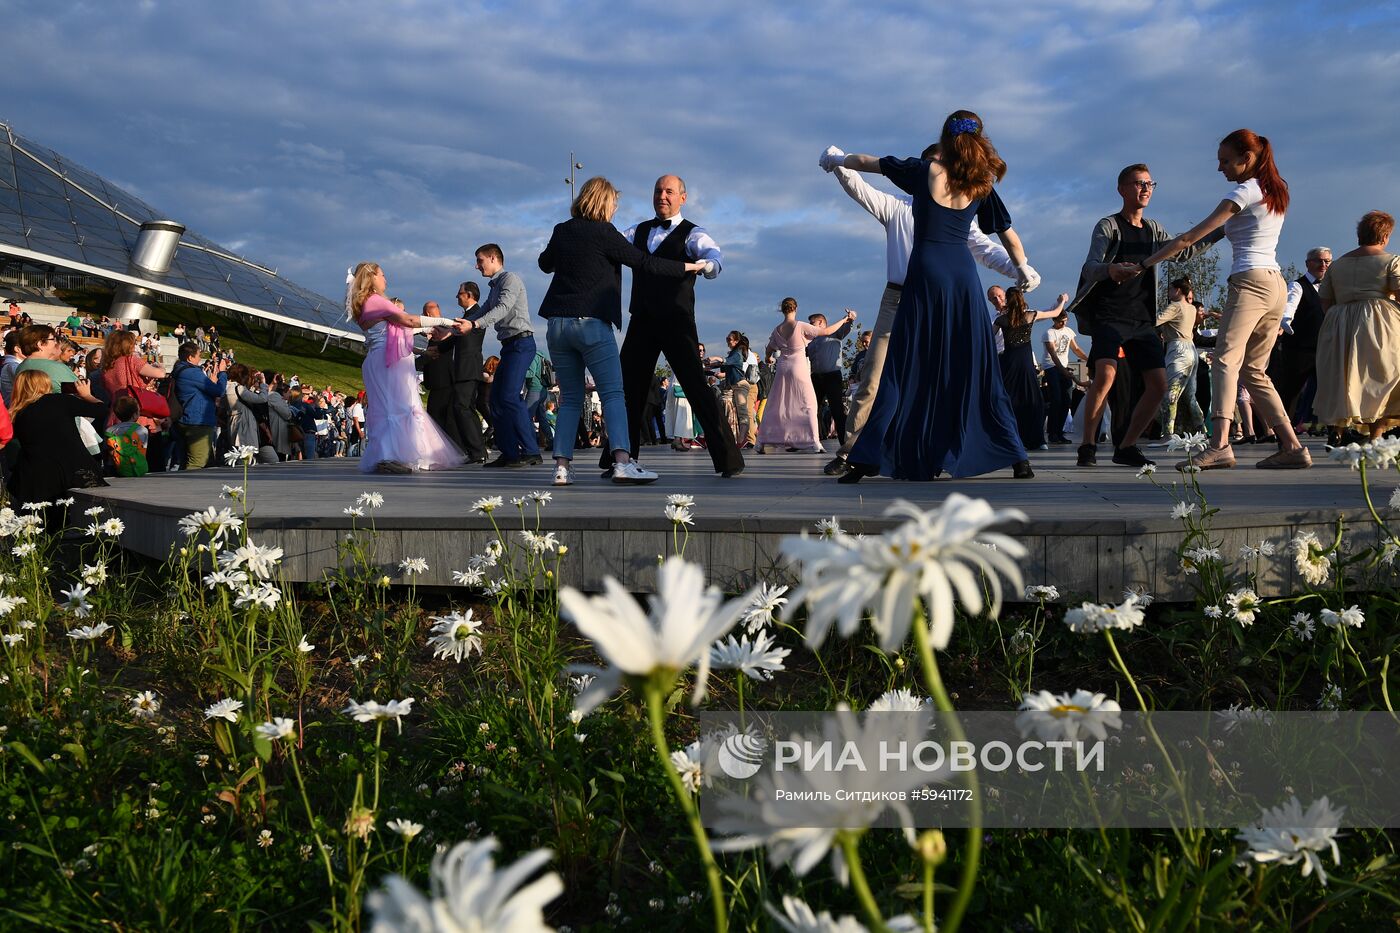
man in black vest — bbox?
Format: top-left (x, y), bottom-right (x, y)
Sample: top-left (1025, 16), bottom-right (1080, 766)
top-left (603, 174), bottom-right (744, 476)
top-left (416, 300), bottom-right (459, 444)
top-left (417, 284), bottom-right (488, 462)
top-left (1271, 247), bottom-right (1330, 431)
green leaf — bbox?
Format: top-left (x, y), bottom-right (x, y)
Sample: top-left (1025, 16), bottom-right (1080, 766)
top-left (60, 742), bottom-right (88, 769)
top-left (8, 741), bottom-right (48, 775)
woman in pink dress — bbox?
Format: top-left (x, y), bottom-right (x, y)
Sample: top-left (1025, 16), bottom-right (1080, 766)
top-left (349, 262), bottom-right (464, 474)
top-left (755, 298), bottom-right (856, 453)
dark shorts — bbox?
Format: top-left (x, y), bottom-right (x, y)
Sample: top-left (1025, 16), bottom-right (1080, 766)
top-left (1087, 322), bottom-right (1166, 372)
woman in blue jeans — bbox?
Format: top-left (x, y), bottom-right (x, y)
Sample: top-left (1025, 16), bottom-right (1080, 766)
top-left (537, 176), bottom-right (706, 485)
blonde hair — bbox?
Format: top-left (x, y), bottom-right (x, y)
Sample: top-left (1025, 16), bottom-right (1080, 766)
top-left (571, 176), bottom-right (618, 222)
top-left (9, 369), bottom-right (52, 417)
top-left (350, 262), bottom-right (383, 322)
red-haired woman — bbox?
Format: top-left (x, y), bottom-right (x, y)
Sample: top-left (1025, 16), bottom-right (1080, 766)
top-left (832, 111), bottom-right (1039, 481)
top-left (1143, 129), bottom-right (1309, 470)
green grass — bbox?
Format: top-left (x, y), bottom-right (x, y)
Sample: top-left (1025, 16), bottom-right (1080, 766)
top-left (58, 287), bottom-right (367, 395)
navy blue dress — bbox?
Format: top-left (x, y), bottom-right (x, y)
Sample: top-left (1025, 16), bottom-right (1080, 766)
top-left (847, 157), bottom-right (1027, 479)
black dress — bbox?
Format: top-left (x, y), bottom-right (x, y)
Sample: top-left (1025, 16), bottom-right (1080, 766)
top-left (995, 313), bottom-right (1048, 450)
top-left (9, 394), bottom-right (108, 506)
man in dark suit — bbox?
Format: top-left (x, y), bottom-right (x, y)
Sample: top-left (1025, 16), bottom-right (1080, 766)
top-left (418, 285), bottom-right (487, 462)
top-left (601, 174), bottom-right (744, 477)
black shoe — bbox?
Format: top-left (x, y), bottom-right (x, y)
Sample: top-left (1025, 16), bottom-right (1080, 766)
top-left (823, 456), bottom-right (850, 477)
top-left (1049, 436), bottom-right (1072, 446)
top-left (504, 458), bottom-right (532, 469)
top-left (482, 455), bottom-right (518, 468)
top-left (720, 466), bottom-right (745, 478)
top-left (1111, 445), bottom-right (1153, 468)
top-left (837, 462), bottom-right (877, 484)
top-left (1013, 460), bottom-right (1034, 479)
top-left (522, 455), bottom-right (543, 466)
top-left (1076, 444), bottom-right (1097, 467)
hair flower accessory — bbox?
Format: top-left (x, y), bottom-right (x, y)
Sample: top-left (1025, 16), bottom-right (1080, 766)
top-left (948, 117), bottom-right (980, 136)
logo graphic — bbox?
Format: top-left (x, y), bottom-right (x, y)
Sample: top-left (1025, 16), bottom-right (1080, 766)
top-left (716, 729), bottom-right (767, 780)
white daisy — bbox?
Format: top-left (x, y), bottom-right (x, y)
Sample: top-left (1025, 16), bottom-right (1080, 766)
top-left (203, 698), bottom-right (244, 722)
top-left (1236, 796), bottom-right (1344, 885)
top-left (1016, 689), bottom-right (1123, 742)
top-left (427, 610), bottom-right (484, 663)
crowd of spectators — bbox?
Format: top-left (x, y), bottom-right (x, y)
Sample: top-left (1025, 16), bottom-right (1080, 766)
top-left (0, 315), bottom-right (371, 512)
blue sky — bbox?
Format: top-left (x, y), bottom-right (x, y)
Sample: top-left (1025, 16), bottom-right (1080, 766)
top-left (7, 0), bottom-right (1399, 355)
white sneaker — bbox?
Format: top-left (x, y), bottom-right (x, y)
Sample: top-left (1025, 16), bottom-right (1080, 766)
top-left (552, 464), bottom-right (574, 486)
top-left (612, 461), bottom-right (659, 485)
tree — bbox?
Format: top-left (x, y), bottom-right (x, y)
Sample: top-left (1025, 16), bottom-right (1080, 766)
top-left (1157, 244), bottom-right (1225, 310)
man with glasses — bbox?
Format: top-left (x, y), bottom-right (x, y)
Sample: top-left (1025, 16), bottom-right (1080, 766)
top-left (1066, 164), bottom-right (1223, 467)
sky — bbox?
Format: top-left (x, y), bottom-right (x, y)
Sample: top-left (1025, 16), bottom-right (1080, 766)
top-left (6, 0), bottom-right (1400, 357)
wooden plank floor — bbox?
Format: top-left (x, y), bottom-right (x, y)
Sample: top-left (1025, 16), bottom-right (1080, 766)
top-left (75, 439), bottom-right (1387, 600)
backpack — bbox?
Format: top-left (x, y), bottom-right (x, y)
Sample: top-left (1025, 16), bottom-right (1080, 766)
top-left (540, 355), bottom-right (557, 389)
top-left (105, 424), bottom-right (149, 477)
top-left (165, 363), bottom-right (187, 423)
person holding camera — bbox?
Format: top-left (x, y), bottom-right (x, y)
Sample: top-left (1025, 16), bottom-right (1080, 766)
top-left (172, 340), bottom-right (228, 469)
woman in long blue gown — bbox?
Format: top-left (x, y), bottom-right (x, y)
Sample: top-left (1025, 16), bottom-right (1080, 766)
top-left (836, 111), bottom-right (1038, 482)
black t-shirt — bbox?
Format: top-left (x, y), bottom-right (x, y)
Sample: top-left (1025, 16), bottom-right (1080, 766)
top-left (1092, 217), bottom-right (1154, 327)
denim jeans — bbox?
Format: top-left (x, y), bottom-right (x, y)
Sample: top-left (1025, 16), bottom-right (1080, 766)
top-left (491, 334), bottom-right (541, 460)
top-left (546, 317), bottom-right (627, 462)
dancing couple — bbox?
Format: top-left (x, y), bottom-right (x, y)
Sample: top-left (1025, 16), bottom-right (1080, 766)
top-left (825, 110), bottom-right (1040, 482)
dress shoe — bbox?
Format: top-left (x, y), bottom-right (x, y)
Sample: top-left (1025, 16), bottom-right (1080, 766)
top-left (1013, 460), bottom-right (1034, 479)
top-left (823, 456), bottom-right (850, 476)
top-left (837, 462), bottom-right (877, 484)
top-left (522, 455), bottom-right (543, 466)
top-left (482, 455), bottom-right (519, 468)
top-left (720, 466), bottom-right (745, 478)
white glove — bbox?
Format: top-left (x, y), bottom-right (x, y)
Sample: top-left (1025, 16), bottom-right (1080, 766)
top-left (1015, 263), bottom-right (1041, 292)
top-left (819, 146), bottom-right (846, 173)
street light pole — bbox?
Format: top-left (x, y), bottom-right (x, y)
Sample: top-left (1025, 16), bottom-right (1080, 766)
top-left (565, 152), bottom-right (583, 203)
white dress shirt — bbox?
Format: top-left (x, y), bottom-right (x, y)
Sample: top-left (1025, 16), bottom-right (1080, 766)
top-left (832, 165), bottom-right (1020, 285)
top-left (622, 215), bottom-right (722, 279)
top-left (1280, 273), bottom-right (1322, 335)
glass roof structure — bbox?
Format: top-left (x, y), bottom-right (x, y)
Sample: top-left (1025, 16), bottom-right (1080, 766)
top-left (0, 121), bottom-right (359, 341)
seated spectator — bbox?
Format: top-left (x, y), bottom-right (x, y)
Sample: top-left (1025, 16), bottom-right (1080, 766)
top-left (104, 395), bottom-right (150, 477)
top-left (5, 370), bottom-right (107, 516)
top-left (16, 325), bottom-right (78, 394)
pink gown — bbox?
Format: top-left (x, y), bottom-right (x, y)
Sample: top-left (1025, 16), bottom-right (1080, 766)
top-left (358, 294), bottom-right (464, 473)
top-left (756, 320), bottom-right (824, 450)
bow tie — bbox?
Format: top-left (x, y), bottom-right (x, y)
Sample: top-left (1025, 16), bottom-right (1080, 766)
top-left (657, 218), bottom-right (673, 231)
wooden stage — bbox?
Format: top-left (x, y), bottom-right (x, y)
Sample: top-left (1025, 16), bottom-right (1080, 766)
top-left (74, 441), bottom-right (1388, 601)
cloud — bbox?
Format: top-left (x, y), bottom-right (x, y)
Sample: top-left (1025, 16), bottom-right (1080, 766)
top-left (7, 0), bottom-right (1400, 357)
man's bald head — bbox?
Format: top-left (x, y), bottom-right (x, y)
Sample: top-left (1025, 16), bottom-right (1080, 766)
top-left (653, 174), bottom-right (687, 220)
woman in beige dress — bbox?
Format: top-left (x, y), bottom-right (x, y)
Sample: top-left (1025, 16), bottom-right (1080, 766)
top-left (1313, 210), bottom-right (1400, 438)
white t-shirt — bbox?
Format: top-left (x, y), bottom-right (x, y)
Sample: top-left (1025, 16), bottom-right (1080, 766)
top-left (1041, 325), bottom-right (1077, 370)
top-left (1223, 178), bottom-right (1284, 276)
top-left (349, 402), bottom-right (365, 424)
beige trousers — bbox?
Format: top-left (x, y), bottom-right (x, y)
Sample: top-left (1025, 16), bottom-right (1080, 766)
top-left (1210, 268), bottom-right (1289, 427)
top-left (838, 283), bottom-right (902, 458)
